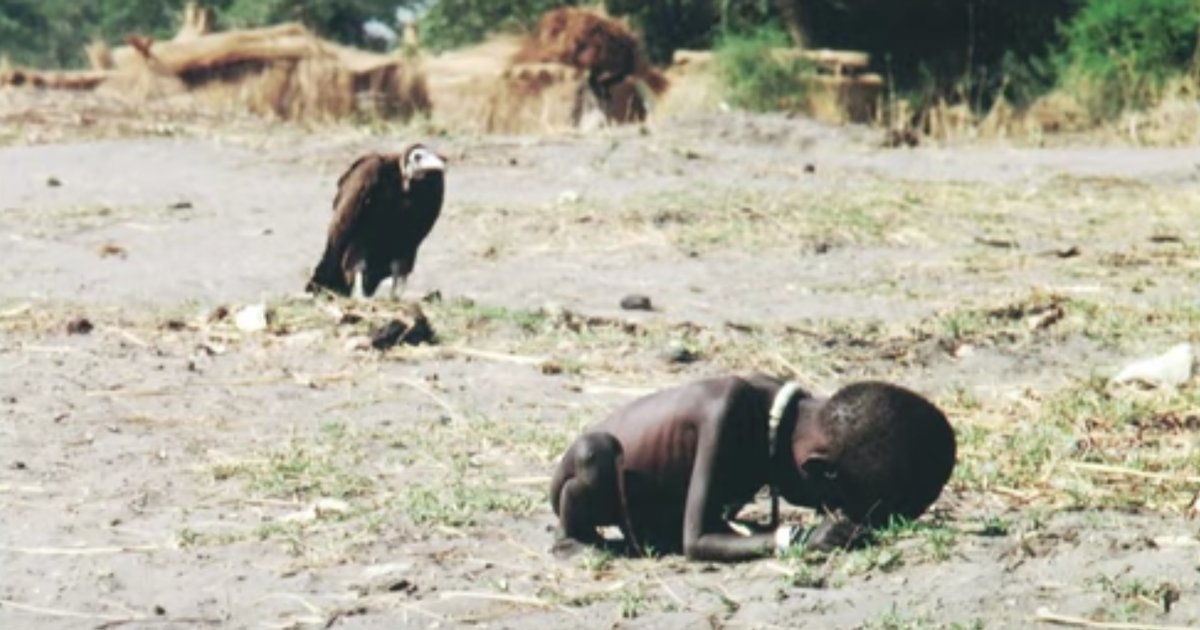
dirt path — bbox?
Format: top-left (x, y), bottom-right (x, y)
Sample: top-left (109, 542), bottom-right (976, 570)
top-left (2, 99), bottom-right (1199, 629)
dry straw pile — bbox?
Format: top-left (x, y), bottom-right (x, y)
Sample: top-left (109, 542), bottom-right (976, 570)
top-left (424, 7), bottom-right (670, 133)
top-left (0, 3), bottom-right (430, 122)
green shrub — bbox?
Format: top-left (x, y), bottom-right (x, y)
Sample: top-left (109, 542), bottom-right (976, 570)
top-left (419, 0), bottom-right (577, 52)
top-left (1058, 0), bottom-right (1200, 117)
top-left (219, 0), bottom-right (402, 47)
top-left (0, 0), bottom-right (56, 65)
top-left (714, 26), bottom-right (812, 112)
top-left (607, 0), bottom-right (777, 64)
top-left (0, 0), bottom-right (401, 68)
top-left (781, 0), bottom-right (1077, 110)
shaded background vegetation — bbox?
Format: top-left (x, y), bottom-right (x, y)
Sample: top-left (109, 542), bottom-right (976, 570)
top-left (790, 0), bottom-right (1079, 109)
top-left (1057, 0), bottom-right (1200, 116)
top-left (0, 0), bottom-right (404, 66)
top-left (418, 0), bottom-right (578, 52)
top-left (2, 0), bottom-right (1199, 120)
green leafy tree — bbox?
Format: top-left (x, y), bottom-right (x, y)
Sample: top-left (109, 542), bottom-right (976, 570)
top-left (93, 0), bottom-right (190, 41)
top-left (605, 0), bottom-right (783, 64)
top-left (0, 0), bottom-right (403, 68)
top-left (219, 0), bottom-right (401, 46)
top-left (0, 0), bottom-right (53, 64)
top-left (1059, 0), bottom-right (1200, 116)
top-left (418, 0), bottom-right (578, 52)
top-left (787, 0), bottom-right (1079, 108)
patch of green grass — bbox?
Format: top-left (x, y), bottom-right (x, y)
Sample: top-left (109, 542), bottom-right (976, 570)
top-left (953, 371), bottom-right (1200, 512)
top-left (785, 561), bottom-right (830, 589)
top-left (472, 415), bottom-right (576, 467)
top-left (621, 186), bottom-right (926, 253)
top-left (617, 582), bottom-right (648, 619)
top-left (841, 545), bottom-right (905, 576)
top-left (389, 417), bottom-right (550, 528)
top-left (920, 291), bottom-right (1200, 357)
top-left (580, 548), bottom-right (617, 574)
top-left (448, 175), bottom-right (1200, 271)
top-left (1069, 299), bottom-right (1200, 349)
top-left (211, 438), bottom-right (373, 502)
top-left (1092, 574), bottom-right (1182, 618)
top-left (426, 298), bottom-right (552, 341)
top-left (874, 517), bottom-right (959, 563)
top-left (862, 603), bottom-right (934, 630)
top-left (714, 26), bottom-right (813, 112)
top-left (924, 525), bottom-right (958, 561)
top-left (402, 477), bottom-right (538, 528)
top-left (978, 516), bottom-right (1011, 537)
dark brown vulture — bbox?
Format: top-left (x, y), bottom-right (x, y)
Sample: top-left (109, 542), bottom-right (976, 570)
top-left (307, 144), bottom-right (446, 299)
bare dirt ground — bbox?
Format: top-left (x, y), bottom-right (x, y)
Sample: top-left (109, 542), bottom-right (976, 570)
top-left (2, 89), bottom-right (1200, 629)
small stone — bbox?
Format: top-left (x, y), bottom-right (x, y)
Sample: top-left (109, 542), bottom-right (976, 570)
top-left (66, 317), bottom-right (94, 335)
top-left (234, 304), bottom-right (269, 333)
top-left (11, 461), bottom-right (26, 470)
top-left (196, 341), bottom-right (226, 356)
top-left (370, 308), bottom-right (435, 350)
top-left (388, 579), bottom-right (418, 595)
top-left (371, 322), bottom-right (407, 349)
top-left (97, 243), bottom-right (127, 259)
top-left (619, 294), bottom-right (653, 311)
top-left (803, 163), bottom-right (816, 174)
top-left (1112, 343), bottom-right (1195, 388)
top-left (1026, 306), bottom-right (1064, 331)
top-left (46, 176), bottom-right (62, 187)
top-left (360, 562), bottom-right (417, 595)
top-left (280, 498), bottom-right (351, 523)
top-left (344, 336), bottom-right (371, 352)
top-left (663, 343), bottom-right (700, 365)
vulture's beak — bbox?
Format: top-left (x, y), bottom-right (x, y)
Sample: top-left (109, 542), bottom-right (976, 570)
top-left (408, 151), bottom-right (446, 180)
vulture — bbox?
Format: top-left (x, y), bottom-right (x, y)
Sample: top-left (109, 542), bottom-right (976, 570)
top-left (307, 144), bottom-right (446, 299)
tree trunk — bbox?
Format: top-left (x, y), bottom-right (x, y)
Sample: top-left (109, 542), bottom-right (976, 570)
top-left (775, 0), bottom-right (807, 48)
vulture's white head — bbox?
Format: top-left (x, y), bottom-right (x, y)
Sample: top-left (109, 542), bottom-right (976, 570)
top-left (402, 144), bottom-right (446, 187)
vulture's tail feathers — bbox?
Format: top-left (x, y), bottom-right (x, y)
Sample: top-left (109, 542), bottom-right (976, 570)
top-left (307, 248), bottom-right (351, 296)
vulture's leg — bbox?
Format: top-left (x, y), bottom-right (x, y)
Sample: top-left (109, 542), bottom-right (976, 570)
top-left (350, 261), bottom-right (367, 302)
top-left (389, 261), bottom-right (407, 300)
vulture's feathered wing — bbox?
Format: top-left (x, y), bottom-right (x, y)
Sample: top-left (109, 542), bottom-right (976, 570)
top-left (307, 144), bottom-right (446, 298)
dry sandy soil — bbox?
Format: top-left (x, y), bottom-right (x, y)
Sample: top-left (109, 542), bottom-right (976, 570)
top-left (2, 89), bottom-right (1200, 629)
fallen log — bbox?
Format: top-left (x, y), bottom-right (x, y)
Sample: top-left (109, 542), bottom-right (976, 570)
top-left (0, 68), bottom-right (113, 90)
top-left (109, 23), bottom-right (318, 76)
